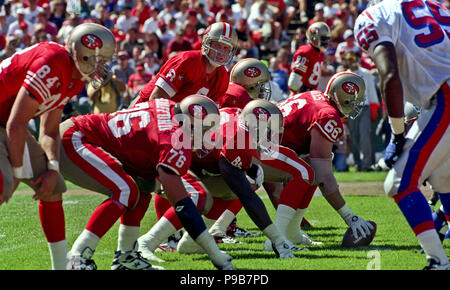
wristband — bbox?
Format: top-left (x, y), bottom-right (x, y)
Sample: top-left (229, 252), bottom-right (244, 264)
top-left (388, 116), bottom-right (405, 135)
top-left (47, 160), bottom-right (60, 172)
top-left (12, 166), bottom-right (24, 179)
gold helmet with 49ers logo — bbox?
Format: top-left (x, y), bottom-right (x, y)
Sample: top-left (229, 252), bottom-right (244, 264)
top-left (306, 21), bottom-right (331, 52)
top-left (324, 71), bottom-right (366, 119)
top-left (66, 23), bottom-right (116, 89)
top-left (230, 58), bottom-right (272, 100)
top-left (201, 22), bottom-right (238, 67)
top-left (177, 94), bottom-right (220, 131)
top-left (240, 99), bottom-right (284, 149)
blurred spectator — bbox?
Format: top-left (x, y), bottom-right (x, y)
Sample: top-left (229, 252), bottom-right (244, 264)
top-left (157, 0), bottom-right (176, 24)
top-left (141, 5), bottom-right (159, 34)
top-left (131, 0), bottom-right (152, 27)
top-left (231, 0), bottom-right (251, 21)
top-left (308, 2), bottom-right (333, 28)
top-left (112, 50), bottom-right (136, 85)
top-left (128, 45), bottom-right (145, 68)
top-left (48, 0), bottom-right (66, 30)
top-left (173, 0), bottom-right (190, 27)
top-left (7, 8), bottom-right (34, 37)
top-left (87, 74), bottom-right (129, 114)
top-left (121, 25), bottom-right (144, 58)
top-left (194, 1), bottom-right (214, 27)
top-left (156, 19), bottom-right (174, 48)
top-left (186, 8), bottom-right (204, 31)
top-left (342, 51), bottom-right (380, 172)
top-left (247, 0), bottom-right (282, 50)
top-left (31, 23), bottom-right (51, 44)
top-left (2, 2), bottom-right (17, 29)
top-left (147, 0), bottom-right (164, 12)
top-left (97, 4), bottom-right (115, 29)
top-left (35, 10), bottom-right (58, 41)
top-left (116, 5), bottom-right (138, 33)
top-left (318, 46), bottom-right (337, 92)
top-left (56, 12), bottom-right (79, 43)
top-left (143, 31), bottom-right (164, 60)
top-left (127, 62), bottom-right (153, 96)
top-left (268, 56), bottom-right (288, 94)
top-left (24, 0), bottom-right (44, 25)
top-left (209, 0), bottom-right (225, 16)
top-left (116, 0), bottom-right (134, 11)
top-left (0, 34), bottom-right (20, 60)
top-left (215, 3), bottom-right (240, 27)
top-left (192, 27), bottom-right (204, 50)
top-left (142, 51), bottom-right (160, 75)
top-left (0, 9), bottom-right (9, 36)
top-left (334, 2), bottom-right (354, 29)
top-left (167, 27), bottom-right (193, 58)
top-left (335, 29), bottom-right (361, 64)
top-left (323, 0), bottom-right (339, 19)
top-left (235, 18), bottom-right (259, 59)
top-left (276, 48), bottom-right (291, 75)
top-left (290, 27), bottom-right (307, 55)
top-left (182, 19), bottom-right (198, 45)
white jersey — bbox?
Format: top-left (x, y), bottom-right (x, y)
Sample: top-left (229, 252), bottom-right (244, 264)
top-left (354, 0), bottom-right (450, 108)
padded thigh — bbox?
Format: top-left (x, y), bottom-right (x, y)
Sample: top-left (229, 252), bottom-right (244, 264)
top-left (59, 119), bottom-right (113, 197)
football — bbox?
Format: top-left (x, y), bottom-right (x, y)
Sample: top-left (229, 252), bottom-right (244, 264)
top-left (342, 221), bottom-right (377, 248)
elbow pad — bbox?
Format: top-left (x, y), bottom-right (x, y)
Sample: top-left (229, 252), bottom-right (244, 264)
top-left (288, 72), bottom-right (303, 93)
top-left (307, 156), bottom-right (339, 196)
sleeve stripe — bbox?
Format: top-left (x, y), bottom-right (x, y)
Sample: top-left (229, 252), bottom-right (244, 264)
top-left (314, 122), bottom-right (337, 143)
top-left (25, 71), bottom-right (51, 100)
top-left (156, 162), bottom-right (181, 176)
top-left (155, 76), bottom-right (176, 97)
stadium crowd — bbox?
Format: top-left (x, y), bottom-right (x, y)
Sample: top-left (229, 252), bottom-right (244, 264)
top-left (0, 0), bottom-right (421, 172)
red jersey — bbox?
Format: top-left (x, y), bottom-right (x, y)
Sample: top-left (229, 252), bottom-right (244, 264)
top-left (216, 82), bottom-right (252, 109)
top-left (190, 107), bottom-right (255, 174)
top-left (0, 42), bottom-right (84, 125)
top-left (278, 90), bottom-right (344, 155)
top-left (69, 99), bottom-right (192, 180)
top-left (291, 44), bottom-right (324, 90)
top-left (137, 50), bottom-right (229, 103)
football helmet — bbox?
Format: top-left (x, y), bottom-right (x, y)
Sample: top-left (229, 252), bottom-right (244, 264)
top-left (240, 99), bottom-right (284, 148)
top-left (66, 23), bottom-right (116, 89)
top-left (324, 72), bottom-right (366, 119)
top-left (201, 22), bottom-right (238, 67)
top-left (230, 58), bottom-right (272, 100)
top-left (306, 22), bottom-right (331, 52)
top-left (176, 94), bottom-right (220, 131)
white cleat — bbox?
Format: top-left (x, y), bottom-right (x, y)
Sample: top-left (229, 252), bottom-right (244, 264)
top-left (67, 247), bottom-right (97, 270)
top-left (263, 238), bottom-right (309, 257)
top-left (287, 229), bottom-right (323, 246)
top-left (111, 243), bottom-right (165, 270)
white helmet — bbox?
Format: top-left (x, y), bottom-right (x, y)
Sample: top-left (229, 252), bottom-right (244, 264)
top-left (324, 71), bottom-right (366, 119)
top-left (66, 23), bottom-right (116, 89)
top-left (230, 58), bottom-right (272, 100)
top-left (306, 21), bottom-right (331, 52)
top-left (201, 22), bottom-right (238, 67)
top-left (240, 99), bottom-right (284, 149)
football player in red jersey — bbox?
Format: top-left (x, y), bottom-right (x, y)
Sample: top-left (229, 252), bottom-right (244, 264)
top-left (0, 23), bottom-right (115, 270)
top-left (59, 95), bottom-right (235, 270)
top-left (277, 71), bottom-right (375, 242)
top-left (133, 21), bottom-right (238, 104)
top-left (288, 22), bottom-right (331, 96)
top-left (137, 99), bottom-right (297, 261)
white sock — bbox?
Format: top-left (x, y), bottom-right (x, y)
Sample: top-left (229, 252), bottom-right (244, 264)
top-left (138, 217), bottom-right (177, 252)
top-left (117, 224), bottom-right (140, 252)
top-left (71, 229), bottom-right (99, 255)
top-left (262, 223), bottom-right (284, 245)
top-left (209, 210), bottom-right (236, 236)
top-left (274, 204), bottom-right (296, 236)
top-left (48, 240), bottom-right (68, 270)
top-left (287, 208), bottom-right (307, 236)
top-left (195, 230), bottom-right (224, 262)
top-left (417, 229), bottom-right (449, 264)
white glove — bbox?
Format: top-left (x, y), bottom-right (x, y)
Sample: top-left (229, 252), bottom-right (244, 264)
top-left (272, 239), bottom-right (295, 258)
top-left (345, 215), bottom-right (374, 239)
top-left (246, 163), bottom-right (264, 191)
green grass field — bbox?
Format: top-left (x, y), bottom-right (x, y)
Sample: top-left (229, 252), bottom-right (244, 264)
top-left (0, 170), bottom-right (448, 271)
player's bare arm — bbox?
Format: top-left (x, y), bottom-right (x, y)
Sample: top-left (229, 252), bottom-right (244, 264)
top-left (32, 108), bottom-right (63, 200)
top-left (372, 42), bottom-right (404, 119)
